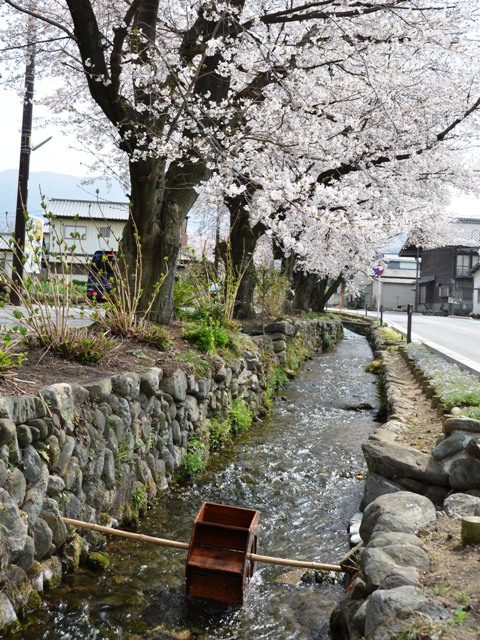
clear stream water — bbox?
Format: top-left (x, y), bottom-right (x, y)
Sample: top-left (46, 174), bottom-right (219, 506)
top-left (11, 330), bottom-right (378, 640)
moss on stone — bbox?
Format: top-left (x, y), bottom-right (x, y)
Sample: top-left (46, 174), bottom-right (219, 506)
top-left (86, 551), bottom-right (110, 571)
top-left (26, 589), bottom-right (41, 611)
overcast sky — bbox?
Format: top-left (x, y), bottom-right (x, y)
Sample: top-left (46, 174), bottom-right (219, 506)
top-left (0, 86), bottom-right (94, 176)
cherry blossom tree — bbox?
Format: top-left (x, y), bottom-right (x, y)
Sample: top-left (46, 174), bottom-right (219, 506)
top-left (1, 1), bottom-right (480, 322)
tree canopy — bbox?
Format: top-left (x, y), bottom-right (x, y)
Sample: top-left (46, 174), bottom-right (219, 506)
top-left (2, 0), bottom-right (480, 318)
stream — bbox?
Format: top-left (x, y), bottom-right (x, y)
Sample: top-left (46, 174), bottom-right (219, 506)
top-left (12, 329), bottom-right (378, 640)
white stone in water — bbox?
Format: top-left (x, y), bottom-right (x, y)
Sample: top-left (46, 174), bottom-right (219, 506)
top-left (350, 533), bottom-right (362, 546)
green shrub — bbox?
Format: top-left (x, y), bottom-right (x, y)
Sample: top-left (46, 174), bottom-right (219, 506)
top-left (182, 319), bottom-right (232, 354)
top-left (180, 437), bottom-right (208, 479)
top-left (42, 328), bottom-right (117, 364)
top-left (229, 397), bottom-right (253, 434)
top-left (0, 332), bottom-right (27, 373)
top-left (208, 417), bottom-right (233, 450)
top-left (364, 359), bottom-right (381, 374)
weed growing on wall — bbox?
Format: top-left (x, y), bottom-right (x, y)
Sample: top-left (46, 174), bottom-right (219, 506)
top-left (180, 436), bottom-right (209, 479)
top-left (229, 398), bottom-right (253, 434)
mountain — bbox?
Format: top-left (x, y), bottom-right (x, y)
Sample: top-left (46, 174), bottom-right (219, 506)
top-left (0, 170), bottom-right (127, 224)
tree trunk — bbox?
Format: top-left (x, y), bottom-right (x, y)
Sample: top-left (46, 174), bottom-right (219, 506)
top-left (292, 271), bottom-right (317, 311)
top-left (223, 188), bottom-right (264, 320)
top-left (291, 272), bottom-right (343, 313)
top-left (121, 156), bottom-right (207, 324)
top-left (310, 275), bottom-right (343, 313)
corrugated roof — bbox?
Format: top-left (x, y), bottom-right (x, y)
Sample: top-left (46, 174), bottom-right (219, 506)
top-left (46, 199), bottom-right (130, 221)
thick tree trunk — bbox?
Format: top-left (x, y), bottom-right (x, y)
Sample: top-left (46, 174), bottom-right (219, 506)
top-left (292, 271), bottom-right (317, 311)
top-left (223, 189), bottom-right (263, 320)
top-left (291, 271), bottom-right (343, 313)
top-left (121, 157), bottom-right (206, 324)
top-left (310, 275), bottom-right (343, 312)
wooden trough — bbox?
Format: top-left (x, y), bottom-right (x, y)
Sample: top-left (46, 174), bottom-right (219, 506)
top-left (63, 501), bottom-right (345, 605)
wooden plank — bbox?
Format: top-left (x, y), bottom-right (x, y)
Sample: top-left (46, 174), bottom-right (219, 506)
top-left (200, 502), bottom-right (259, 529)
top-left (193, 522), bottom-right (250, 550)
top-left (188, 547), bottom-right (245, 573)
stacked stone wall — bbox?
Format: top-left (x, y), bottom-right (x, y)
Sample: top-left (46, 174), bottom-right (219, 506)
top-left (0, 317), bottom-right (342, 630)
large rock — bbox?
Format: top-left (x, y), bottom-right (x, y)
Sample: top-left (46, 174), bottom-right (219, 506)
top-left (0, 592), bottom-right (18, 630)
top-left (444, 492), bottom-right (480, 518)
top-left (360, 492), bottom-right (436, 544)
top-left (0, 489), bottom-right (28, 556)
top-left (160, 370), bottom-right (187, 402)
top-left (364, 586), bottom-right (449, 640)
top-left (360, 473), bottom-right (402, 510)
top-left (362, 439), bottom-right (449, 486)
top-left (0, 419), bottom-right (16, 446)
top-left (449, 457), bottom-right (480, 490)
top-left (40, 384), bottom-right (75, 429)
top-left (444, 416), bottom-right (480, 435)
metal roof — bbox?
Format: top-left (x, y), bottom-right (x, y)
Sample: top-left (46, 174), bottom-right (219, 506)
top-left (46, 198), bottom-right (130, 221)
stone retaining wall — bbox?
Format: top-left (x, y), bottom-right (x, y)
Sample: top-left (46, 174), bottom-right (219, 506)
top-left (332, 331), bottom-right (480, 639)
top-left (0, 317), bottom-right (342, 631)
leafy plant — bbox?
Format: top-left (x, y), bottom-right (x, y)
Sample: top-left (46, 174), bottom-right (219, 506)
top-left (0, 331), bottom-right (27, 373)
top-left (364, 359), bottom-right (381, 374)
top-left (180, 437), bottom-right (208, 479)
top-left (229, 397), bottom-right (253, 434)
top-left (182, 318), bottom-right (232, 354)
top-left (208, 416), bottom-right (233, 450)
top-left (41, 327), bottom-right (117, 364)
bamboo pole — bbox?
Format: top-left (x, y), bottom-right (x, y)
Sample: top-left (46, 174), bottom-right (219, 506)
top-left (62, 517), bottom-right (343, 573)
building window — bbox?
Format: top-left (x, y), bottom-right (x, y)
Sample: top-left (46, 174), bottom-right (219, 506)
top-left (439, 286), bottom-right (449, 298)
top-left (99, 226), bottom-right (111, 239)
top-left (420, 286), bottom-right (426, 304)
top-left (65, 225), bottom-right (87, 240)
top-left (456, 253), bottom-right (477, 277)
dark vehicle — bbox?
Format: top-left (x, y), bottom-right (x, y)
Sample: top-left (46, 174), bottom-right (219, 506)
top-left (86, 250), bottom-right (116, 302)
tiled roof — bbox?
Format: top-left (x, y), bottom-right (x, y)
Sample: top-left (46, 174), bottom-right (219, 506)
top-left (400, 217), bottom-right (480, 255)
top-left (450, 218), bottom-right (480, 247)
top-left (46, 198), bottom-right (130, 221)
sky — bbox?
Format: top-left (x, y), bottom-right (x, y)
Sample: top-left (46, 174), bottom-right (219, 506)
top-left (0, 86), bottom-right (95, 176)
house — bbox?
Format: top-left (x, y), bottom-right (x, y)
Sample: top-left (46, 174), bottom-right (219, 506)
top-left (470, 263), bottom-right (480, 315)
top-left (43, 198), bottom-right (188, 281)
top-left (45, 198), bottom-right (130, 280)
top-left (400, 218), bottom-right (480, 314)
top-left (367, 254), bottom-right (417, 311)
top-left (359, 254), bottom-right (417, 311)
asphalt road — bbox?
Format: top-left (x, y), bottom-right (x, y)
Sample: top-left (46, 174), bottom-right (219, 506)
top-left (0, 304), bottom-right (95, 329)
top-left (380, 310), bottom-right (480, 376)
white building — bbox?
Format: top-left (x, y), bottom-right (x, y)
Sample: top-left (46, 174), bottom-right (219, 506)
top-left (45, 198), bottom-right (130, 280)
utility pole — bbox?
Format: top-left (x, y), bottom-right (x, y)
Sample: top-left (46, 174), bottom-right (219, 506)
top-left (10, 26), bottom-right (36, 306)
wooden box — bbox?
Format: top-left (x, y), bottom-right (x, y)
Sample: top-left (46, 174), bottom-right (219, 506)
top-left (186, 502), bottom-right (260, 604)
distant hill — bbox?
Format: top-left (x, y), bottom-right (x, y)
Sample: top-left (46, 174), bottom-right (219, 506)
top-left (0, 170), bottom-right (127, 225)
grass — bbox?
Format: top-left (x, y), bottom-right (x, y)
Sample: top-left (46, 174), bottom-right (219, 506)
top-left (405, 343), bottom-right (480, 414)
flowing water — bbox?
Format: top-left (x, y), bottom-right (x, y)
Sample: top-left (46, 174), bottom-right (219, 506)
top-left (13, 329), bottom-right (378, 640)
